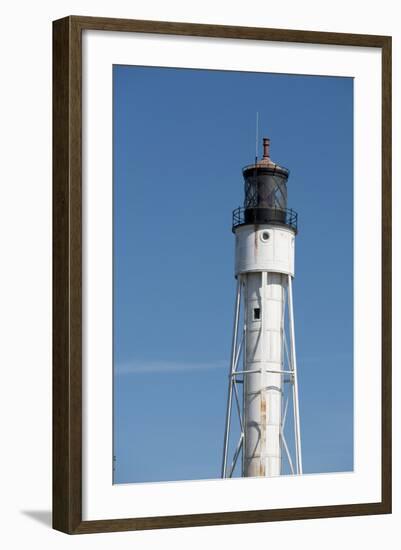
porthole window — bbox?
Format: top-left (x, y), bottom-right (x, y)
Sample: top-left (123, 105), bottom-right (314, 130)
top-left (261, 231), bottom-right (270, 242)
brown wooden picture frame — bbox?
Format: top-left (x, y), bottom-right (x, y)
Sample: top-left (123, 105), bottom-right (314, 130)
top-left (53, 15), bottom-right (392, 534)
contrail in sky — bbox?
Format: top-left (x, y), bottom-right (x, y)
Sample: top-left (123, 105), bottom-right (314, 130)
top-left (115, 359), bottom-right (227, 375)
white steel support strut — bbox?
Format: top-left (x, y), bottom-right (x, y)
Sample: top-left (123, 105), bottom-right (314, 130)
top-left (222, 277), bottom-right (242, 478)
top-left (287, 274), bottom-right (303, 474)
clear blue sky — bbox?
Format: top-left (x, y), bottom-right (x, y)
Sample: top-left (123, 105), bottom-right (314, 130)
top-left (113, 65), bottom-right (353, 484)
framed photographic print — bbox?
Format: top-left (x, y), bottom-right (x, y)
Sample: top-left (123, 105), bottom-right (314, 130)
top-left (53, 16), bottom-right (392, 534)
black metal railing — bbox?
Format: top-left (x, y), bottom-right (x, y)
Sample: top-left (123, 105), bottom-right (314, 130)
top-left (232, 206), bottom-right (298, 233)
top-left (242, 163), bottom-right (290, 177)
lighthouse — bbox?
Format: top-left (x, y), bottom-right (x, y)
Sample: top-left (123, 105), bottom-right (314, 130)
top-left (222, 138), bottom-right (302, 478)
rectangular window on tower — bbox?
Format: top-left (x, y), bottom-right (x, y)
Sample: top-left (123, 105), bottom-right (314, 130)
top-left (253, 308), bottom-right (261, 320)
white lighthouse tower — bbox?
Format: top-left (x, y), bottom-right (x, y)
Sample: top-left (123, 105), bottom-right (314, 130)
top-left (222, 137), bottom-right (302, 478)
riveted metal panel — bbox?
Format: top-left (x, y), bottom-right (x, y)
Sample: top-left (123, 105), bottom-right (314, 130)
top-left (235, 225), bottom-right (295, 276)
